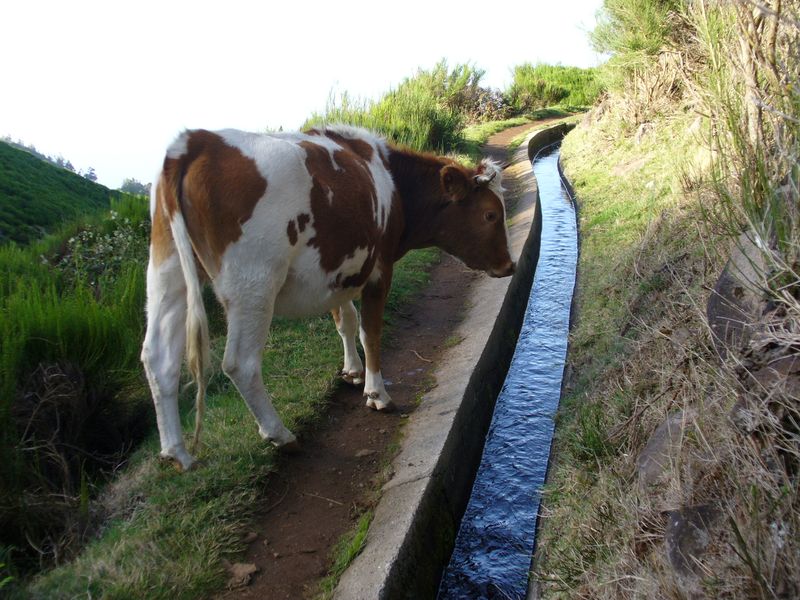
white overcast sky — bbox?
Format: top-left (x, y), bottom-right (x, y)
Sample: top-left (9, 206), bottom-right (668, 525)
top-left (1, 0), bottom-right (603, 189)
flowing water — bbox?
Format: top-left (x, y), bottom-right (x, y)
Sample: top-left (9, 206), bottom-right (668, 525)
top-left (438, 145), bottom-right (578, 599)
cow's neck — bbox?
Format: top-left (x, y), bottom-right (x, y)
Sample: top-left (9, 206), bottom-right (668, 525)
top-left (387, 148), bottom-right (450, 259)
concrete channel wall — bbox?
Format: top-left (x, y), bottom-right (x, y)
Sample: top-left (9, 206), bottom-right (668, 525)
top-left (334, 122), bottom-right (575, 600)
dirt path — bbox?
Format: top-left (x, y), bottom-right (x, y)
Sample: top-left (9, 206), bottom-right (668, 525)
top-left (219, 122), bottom-right (540, 600)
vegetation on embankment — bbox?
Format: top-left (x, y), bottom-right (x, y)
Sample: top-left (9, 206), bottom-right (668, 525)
top-left (506, 63), bottom-right (602, 113)
top-left (534, 1), bottom-right (799, 597)
top-left (0, 194), bottom-right (152, 578)
top-left (0, 142), bottom-right (113, 245)
top-left (305, 59), bottom-right (598, 159)
top-left (1, 58), bottom-right (601, 597)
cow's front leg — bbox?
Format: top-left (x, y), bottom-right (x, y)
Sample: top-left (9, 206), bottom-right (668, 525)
top-left (331, 301), bottom-right (364, 385)
top-left (360, 279), bottom-right (393, 411)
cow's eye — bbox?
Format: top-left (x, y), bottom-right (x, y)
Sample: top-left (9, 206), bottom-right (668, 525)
top-left (484, 211), bottom-right (497, 223)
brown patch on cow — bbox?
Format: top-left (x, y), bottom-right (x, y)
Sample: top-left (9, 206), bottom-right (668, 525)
top-left (297, 213), bottom-right (310, 233)
top-left (169, 130), bottom-right (267, 276)
top-left (287, 220), bottom-right (298, 245)
top-left (323, 130), bottom-right (374, 163)
top-left (359, 279), bottom-right (388, 374)
top-left (300, 140), bottom-right (381, 289)
top-left (329, 306), bottom-right (342, 329)
top-left (150, 188), bottom-right (175, 267)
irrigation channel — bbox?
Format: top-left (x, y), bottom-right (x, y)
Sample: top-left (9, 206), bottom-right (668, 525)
top-left (438, 143), bottom-right (578, 599)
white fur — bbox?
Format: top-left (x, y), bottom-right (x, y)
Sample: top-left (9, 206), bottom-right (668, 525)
top-left (165, 135), bottom-right (188, 159)
top-left (477, 158), bottom-right (505, 198)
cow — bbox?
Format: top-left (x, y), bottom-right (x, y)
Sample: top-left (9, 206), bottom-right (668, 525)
top-left (141, 125), bottom-right (514, 470)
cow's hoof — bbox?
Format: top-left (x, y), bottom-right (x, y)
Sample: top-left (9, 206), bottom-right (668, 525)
top-left (159, 447), bottom-right (196, 472)
top-left (365, 392), bottom-right (395, 412)
top-left (278, 439), bottom-right (302, 454)
top-left (341, 369), bottom-right (365, 386)
top-left (268, 430), bottom-right (299, 451)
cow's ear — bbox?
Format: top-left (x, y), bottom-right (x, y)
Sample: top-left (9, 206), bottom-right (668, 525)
top-left (440, 165), bottom-right (470, 201)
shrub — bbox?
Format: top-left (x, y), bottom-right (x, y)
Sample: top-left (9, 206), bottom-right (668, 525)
top-left (306, 60), bottom-right (500, 152)
top-left (506, 63), bottom-right (603, 113)
top-left (591, 0), bottom-right (688, 89)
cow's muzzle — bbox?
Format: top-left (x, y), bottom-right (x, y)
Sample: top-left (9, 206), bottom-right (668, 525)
top-left (489, 261), bottom-right (516, 278)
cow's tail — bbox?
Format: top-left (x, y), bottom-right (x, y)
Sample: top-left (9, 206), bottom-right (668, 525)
top-left (161, 142), bottom-right (211, 453)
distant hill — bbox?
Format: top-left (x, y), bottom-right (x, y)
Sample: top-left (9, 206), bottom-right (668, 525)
top-left (0, 141), bottom-right (113, 245)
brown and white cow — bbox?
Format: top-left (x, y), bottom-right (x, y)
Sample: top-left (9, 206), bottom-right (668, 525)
top-left (141, 125), bottom-right (514, 470)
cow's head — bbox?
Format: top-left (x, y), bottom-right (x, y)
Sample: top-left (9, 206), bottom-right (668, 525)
top-left (437, 159), bottom-right (515, 277)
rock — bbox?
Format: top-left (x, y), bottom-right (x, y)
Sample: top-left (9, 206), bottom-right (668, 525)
top-left (355, 449), bottom-right (376, 458)
top-left (664, 504), bottom-right (720, 584)
top-left (707, 231), bottom-right (767, 359)
top-left (224, 561), bottom-right (259, 588)
top-left (637, 411), bottom-right (692, 487)
top-left (242, 531), bottom-right (258, 544)
top-left (730, 318), bottom-right (800, 475)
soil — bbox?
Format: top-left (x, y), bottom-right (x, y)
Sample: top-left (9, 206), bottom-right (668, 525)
top-left (218, 123), bottom-right (539, 600)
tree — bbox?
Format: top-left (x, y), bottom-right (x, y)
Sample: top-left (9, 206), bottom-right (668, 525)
top-left (120, 178), bottom-right (150, 195)
top-left (84, 167), bottom-right (97, 182)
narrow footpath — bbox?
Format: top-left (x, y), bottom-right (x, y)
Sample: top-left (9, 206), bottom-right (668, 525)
top-left (220, 122), bottom-right (541, 599)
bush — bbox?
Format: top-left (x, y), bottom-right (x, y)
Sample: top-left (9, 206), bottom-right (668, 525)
top-left (306, 60), bottom-right (504, 152)
top-left (506, 63), bottom-right (603, 112)
top-left (590, 0), bottom-right (688, 92)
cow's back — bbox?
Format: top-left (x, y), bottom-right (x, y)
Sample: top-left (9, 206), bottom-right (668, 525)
top-left (158, 127), bottom-right (396, 317)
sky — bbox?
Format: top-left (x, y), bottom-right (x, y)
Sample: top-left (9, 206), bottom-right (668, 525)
top-left (1, 0), bottom-right (604, 189)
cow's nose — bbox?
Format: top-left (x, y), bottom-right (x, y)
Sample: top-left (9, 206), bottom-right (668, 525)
top-left (490, 261), bottom-right (515, 278)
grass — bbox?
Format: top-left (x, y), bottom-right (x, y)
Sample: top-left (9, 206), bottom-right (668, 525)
top-left (315, 512), bottom-right (373, 600)
top-left (555, 112), bottom-right (705, 365)
top-left (0, 141), bottom-right (113, 245)
top-left (506, 64), bottom-right (603, 113)
top-left (533, 104), bottom-right (723, 599)
top-left (535, 1), bottom-right (800, 596)
top-left (0, 198), bottom-right (152, 576)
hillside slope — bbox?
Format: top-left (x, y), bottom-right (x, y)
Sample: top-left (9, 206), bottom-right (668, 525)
top-left (0, 141), bottom-right (112, 244)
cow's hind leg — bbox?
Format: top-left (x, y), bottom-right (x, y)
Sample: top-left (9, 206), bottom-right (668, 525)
top-left (222, 294), bottom-right (297, 449)
top-left (331, 301), bottom-right (364, 385)
top-left (141, 253), bottom-right (196, 470)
